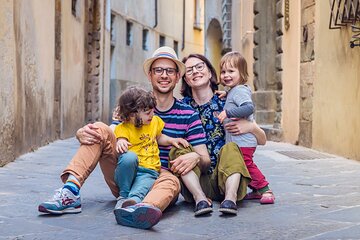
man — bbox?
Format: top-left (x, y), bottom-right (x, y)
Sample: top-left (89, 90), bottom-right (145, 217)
top-left (113, 46), bottom-right (213, 228)
top-left (38, 46), bottom-right (211, 229)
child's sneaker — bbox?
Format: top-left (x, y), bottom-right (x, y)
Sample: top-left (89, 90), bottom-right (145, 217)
top-left (38, 188), bottom-right (81, 214)
top-left (114, 203), bottom-right (162, 229)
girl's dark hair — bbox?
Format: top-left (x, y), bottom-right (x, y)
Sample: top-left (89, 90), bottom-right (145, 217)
top-left (117, 86), bottom-right (156, 123)
top-left (181, 54), bottom-right (218, 98)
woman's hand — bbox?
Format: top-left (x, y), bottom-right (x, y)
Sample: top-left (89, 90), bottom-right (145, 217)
top-left (224, 119), bottom-right (267, 145)
top-left (76, 123), bottom-right (102, 145)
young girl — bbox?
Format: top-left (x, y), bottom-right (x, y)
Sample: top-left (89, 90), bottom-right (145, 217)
top-left (217, 51), bottom-right (275, 204)
top-left (113, 86), bottom-right (189, 211)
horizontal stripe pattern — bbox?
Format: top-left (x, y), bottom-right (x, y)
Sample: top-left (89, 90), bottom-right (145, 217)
top-left (155, 99), bottom-right (206, 168)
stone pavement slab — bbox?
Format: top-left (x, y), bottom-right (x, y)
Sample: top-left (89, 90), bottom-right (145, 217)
top-left (0, 138), bottom-right (360, 240)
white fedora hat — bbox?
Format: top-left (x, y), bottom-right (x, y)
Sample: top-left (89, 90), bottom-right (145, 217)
top-left (143, 46), bottom-right (186, 77)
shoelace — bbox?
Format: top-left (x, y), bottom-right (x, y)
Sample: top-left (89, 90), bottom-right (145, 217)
top-left (50, 188), bottom-right (69, 201)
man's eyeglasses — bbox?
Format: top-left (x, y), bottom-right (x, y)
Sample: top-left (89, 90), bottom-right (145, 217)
top-left (185, 62), bottom-right (206, 76)
top-left (152, 67), bottom-right (177, 76)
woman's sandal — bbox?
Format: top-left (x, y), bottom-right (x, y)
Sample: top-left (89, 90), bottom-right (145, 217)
top-left (194, 199), bottom-right (213, 216)
top-left (219, 200), bottom-right (237, 215)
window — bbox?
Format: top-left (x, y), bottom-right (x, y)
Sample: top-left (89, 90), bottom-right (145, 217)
top-left (142, 29), bottom-right (149, 50)
top-left (126, 21), bottom-right (133, 46)
top-left (194, 0), bottom-right (202, 30)
top-left (159, 35), bottom-right (165, 47)
top-left (173, 40), bottom-right (179, 55)
top-left (111, 14), bottom-right (116, 47)
top-left (71, 0), bottom-right (80, 18)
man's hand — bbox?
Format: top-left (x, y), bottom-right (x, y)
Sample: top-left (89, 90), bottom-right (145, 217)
top-left (76, 123), bottom-right (102, 145)
top-left (170, 152), bottom-right (200, 176)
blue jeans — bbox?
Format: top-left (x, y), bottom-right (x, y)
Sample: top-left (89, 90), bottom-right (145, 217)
top-left (114, 151), bottom-right (159, 203)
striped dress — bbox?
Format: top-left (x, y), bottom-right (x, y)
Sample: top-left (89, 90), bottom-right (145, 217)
top-left (155, 98), bottom-right (206, 169)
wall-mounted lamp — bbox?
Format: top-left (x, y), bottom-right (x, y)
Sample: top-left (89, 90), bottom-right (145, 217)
top-left (350, 25), bottom-right (360, 48)
top-left (284, 0), bottom-right (290, 31)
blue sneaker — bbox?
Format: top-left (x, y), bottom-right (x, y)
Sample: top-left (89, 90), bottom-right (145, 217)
top-left (114, 203), bottom-right (162, 229)
top-left (38, 188), bottom-right (81, 215)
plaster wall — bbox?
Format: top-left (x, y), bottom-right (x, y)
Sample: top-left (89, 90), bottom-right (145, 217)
top-left (0, 0), bottom-right (16, 166)
top-left (232, 0), bottom-right (255, 89)
top-left (281, 0), bottom-right (301, 143)
top-left (0, 0), bottom-right (57, 165)
top-left (15, 0), bottom-right (57, 155)
top-left (60, 0), bottom-right (86, 137)
top-left (312, 1), bottom-right (360, 160)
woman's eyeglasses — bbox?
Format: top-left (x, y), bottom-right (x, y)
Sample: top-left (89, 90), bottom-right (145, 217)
top-left (185, 62), bottom-right (206, 76)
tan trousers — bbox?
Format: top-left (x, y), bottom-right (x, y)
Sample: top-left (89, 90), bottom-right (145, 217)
top-left (61, 122), bottom-right (119, 197)
top-left (61, 122), bottom-right (181, 212)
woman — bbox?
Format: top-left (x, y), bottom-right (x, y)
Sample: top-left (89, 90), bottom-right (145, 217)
top-left (180, 53), bottom-right (267, 214)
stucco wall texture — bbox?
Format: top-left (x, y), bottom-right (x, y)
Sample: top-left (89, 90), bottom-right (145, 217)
top-left (0, 0), bottom-right (16, 166)
top-left (0, 0), bottom-right (96, 166)
top-left (0, 1), bottom-right (58, 166)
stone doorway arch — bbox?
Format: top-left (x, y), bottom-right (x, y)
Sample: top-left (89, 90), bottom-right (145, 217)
top-left (206, 18), bottom-right (223, 77)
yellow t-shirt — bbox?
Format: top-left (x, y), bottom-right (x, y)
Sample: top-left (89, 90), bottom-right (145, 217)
top-left (114, 116), bottom-right (164, 172)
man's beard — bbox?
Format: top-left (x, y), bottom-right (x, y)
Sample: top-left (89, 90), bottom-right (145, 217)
top-left (152, 84), bottom-right (175, 95)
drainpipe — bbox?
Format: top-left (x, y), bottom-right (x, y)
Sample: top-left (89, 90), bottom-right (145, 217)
top-left (153, 0), bottom-right (158, 28)
top-left (182, 0), bottom-right (185, 50)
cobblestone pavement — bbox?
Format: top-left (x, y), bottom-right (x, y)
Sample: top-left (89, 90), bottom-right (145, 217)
top-left (1, 138), bottom-right (360, 240)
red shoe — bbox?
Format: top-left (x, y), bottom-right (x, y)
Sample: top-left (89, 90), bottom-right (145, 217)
top-left (244, 191), bottom-right (262, 200)
top-left (260, 190), bottom-right (275, 204)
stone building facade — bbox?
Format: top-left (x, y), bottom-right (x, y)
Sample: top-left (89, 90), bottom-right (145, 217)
top-left (109, 0), bottom-right (205, 114)
top-left (0, 0), bottom-right (205, 166)
top-left (204, 0), bottom-right (360, 161)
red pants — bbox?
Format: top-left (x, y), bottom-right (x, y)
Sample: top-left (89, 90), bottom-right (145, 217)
top-left (240, 147), bottom-right (269, 191)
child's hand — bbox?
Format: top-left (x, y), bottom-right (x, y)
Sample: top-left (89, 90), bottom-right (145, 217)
top-left (217, 110), bottom-right (227, 123)
top-left (215, 90), bottom-right (227, 99)
top-left (116, 138), bottom-right (131, 154)
top-left (170, 138), bottom-right (189, 148)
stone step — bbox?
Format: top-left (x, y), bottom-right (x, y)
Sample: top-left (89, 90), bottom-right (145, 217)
top-left (255, 110), bottom-right (276, 125)
top-left (260, 124), bottom-right (283, 142)
top-left (253, 90), bottom-right (280, 111)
